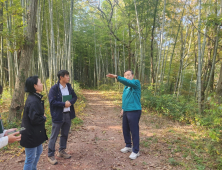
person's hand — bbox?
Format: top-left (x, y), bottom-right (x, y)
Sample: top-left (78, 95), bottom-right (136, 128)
top-left (120, 109), bottom-right (123, 118)
top-left (8, 132), bottom-right (21, 143)
top-left (65, 101), bottom-right (71, 107)
top-left (106, 74), bottom-right (117, 78)
top-left (4, 128), bottom-right (17, 136)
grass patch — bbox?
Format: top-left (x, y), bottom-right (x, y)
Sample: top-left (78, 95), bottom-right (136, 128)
top-left (168, 158), bottom-right (180, 166)
top-left (72, 117), bottom-right (83, 126)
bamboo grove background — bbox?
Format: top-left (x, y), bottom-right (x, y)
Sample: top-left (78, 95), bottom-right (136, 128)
top-left (1, 0), bottom-right (222, 128)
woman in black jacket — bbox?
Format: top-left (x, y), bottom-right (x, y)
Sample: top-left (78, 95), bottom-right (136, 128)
top-left (20, 76), bottom-right (48, 170)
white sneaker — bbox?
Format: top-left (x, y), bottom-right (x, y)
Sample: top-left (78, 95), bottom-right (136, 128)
top-left (129, 152), bottom-right (140, 160)
top-left (120, 147), bottom-right (132, 153)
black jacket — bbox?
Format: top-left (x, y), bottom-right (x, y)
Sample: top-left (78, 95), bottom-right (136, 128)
top-left (20, 93), bottom-right (48, 148)
top-left (48, 81), bottom-right (77, 123)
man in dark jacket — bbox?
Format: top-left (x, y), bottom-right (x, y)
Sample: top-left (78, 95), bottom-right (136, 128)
top-left (47, 70), bottom-right (77, 165)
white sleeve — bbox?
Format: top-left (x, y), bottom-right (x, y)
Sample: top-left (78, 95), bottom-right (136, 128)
top-left (0, 130), bottom-right (7, 138)
top-left (0, 136), bottom-right (8, 149)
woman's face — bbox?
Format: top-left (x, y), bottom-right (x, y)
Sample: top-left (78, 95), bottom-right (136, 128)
top-left (34, 79), bottom-right (43, 93)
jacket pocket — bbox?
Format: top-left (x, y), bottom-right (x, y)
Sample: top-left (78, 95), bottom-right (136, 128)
top-left (53, 109), bottom-right (63, 122)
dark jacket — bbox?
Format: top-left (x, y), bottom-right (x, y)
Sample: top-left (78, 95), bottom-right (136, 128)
top-left (20, 93), bottom-right (48, 148)
top-left (48, 81), bottom-right (77, 123)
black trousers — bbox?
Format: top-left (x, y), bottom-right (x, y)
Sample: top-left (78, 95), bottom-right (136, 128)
top-left (122, 110), bottom-right (141, 153)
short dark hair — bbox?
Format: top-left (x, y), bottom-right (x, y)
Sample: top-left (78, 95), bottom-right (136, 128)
top-left (124, 69), bottom-right (134, 75)
top-left (0, 85), bottom-right (2, 95)
top-left (25, 76), bottom-right (39, 93)
top-left (57, 70), bottom-right (69, 80)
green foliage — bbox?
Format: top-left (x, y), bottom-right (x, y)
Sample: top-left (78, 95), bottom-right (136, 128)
top-left (72, 117), bottom-right (83, 126)
top-left (142, 87), bottom-right (198, 123)
top-left (207, 14), bottom-right (222, 26)
top-left (0, 87), bottom-right (12, 105)
top-left (141, 86), bottom-right (222, 169)
top-left (197, 95), bottom-right (222, 142)
top-left (142, 87), bottom-right (222, 144)
top-left (168, 158), bottom-right (180, 166)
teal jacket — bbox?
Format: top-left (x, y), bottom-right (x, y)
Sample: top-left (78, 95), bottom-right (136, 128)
top-left (117, 76), bottom-right (141, 111)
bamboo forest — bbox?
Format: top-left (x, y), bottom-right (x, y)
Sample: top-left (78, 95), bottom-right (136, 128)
top-left (1, 0), bottom-right (222, 169)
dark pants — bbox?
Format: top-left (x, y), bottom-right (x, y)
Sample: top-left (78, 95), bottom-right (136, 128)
top-left (122, 110), bottom-right (141, 154)
top-left (48, 113), bottom-right (71, 157)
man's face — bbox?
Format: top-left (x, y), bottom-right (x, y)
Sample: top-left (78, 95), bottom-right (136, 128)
top-left (124, 71), bottom-right (134, 80)
top-left (60, 74), bottom-right (70, 83)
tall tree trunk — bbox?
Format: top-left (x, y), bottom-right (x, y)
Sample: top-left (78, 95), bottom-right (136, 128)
top-left (46, 19), bottom-right (52, 87)
top-left (9, 0), bottom-right (38, 121)
top-left (114, 8), bottom-right (117, 75)
top-left (123, 31), bottom-right (125, 71)
top-left (21, 0), bottom-right (26, 34)
top-left (177, 26), bottom-right (189, 98)
top-left (62, 0), bottom-right (68, 70)
top-left (133, 0), bottom-right (142, 79)
top-left (134, 41), bottom-right (138, 78)
top-left (68, 0), bottom-right (74, 83)
top-left (174, 27), bottom-right (185, 95)
top-left (128, 12), bottom-right (131, 69)
top-left (0, 7), bottom-right (2, 86)
top-left (150, 0), bottom-right (159, 85)
top-left (205, 0), bottom-right (222, 103)
top-left (94, 19), bottom-right (99, 88)
top-left (0, 36), bottom-right (3, 86)
top-left (0, 2), bottom-right (2, 86)
top-left (6, 0), bottom-right (13, 95)
top-left (160, 40), bottom-right (167, 85)
top-left (155, 0), bottom-right (166, 94)
top-left (216, 2), bottom-right (222, 103)
top-left (216, 63), bottom-right (222, 104)
top-left (48, 0), bottom-right (56, 83)
top-left (37, 0), bottom-right (48, 95)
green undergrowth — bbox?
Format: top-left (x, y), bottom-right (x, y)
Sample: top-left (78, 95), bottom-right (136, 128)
top-left (0, 80), bottom-right (86, 152)
top-left (142, 86), bottom-right (222, 169)
top-left (140, 122), bottom-right (222, 169)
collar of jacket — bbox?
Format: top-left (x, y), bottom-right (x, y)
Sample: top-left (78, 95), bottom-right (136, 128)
top-left (57, 80), bottom-right (71, 90)
top-left (32, 92), bottom-right (43, 99)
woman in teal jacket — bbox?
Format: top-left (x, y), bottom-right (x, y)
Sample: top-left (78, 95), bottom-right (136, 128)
top-left (106, 70), bottom-right (141, 160)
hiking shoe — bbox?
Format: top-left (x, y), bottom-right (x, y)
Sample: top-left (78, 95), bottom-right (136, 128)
top-left (120, 147), bottom-right (132, 153)
top-left (48, 156), bottom-right (58, 165)
top-left (58, 149), bottom-right (71, 159)
top-left (129, 152), bottom-right (140, 160)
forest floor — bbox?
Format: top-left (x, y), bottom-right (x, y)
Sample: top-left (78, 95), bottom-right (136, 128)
top-left (0, 90), bottom-right (213, 170)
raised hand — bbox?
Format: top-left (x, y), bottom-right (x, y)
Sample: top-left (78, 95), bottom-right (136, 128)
top-left (106, 74), bottom-right (117, 78)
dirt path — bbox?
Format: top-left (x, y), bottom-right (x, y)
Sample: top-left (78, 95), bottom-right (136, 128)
top-left (0, 90), bottom-right (173, 170)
